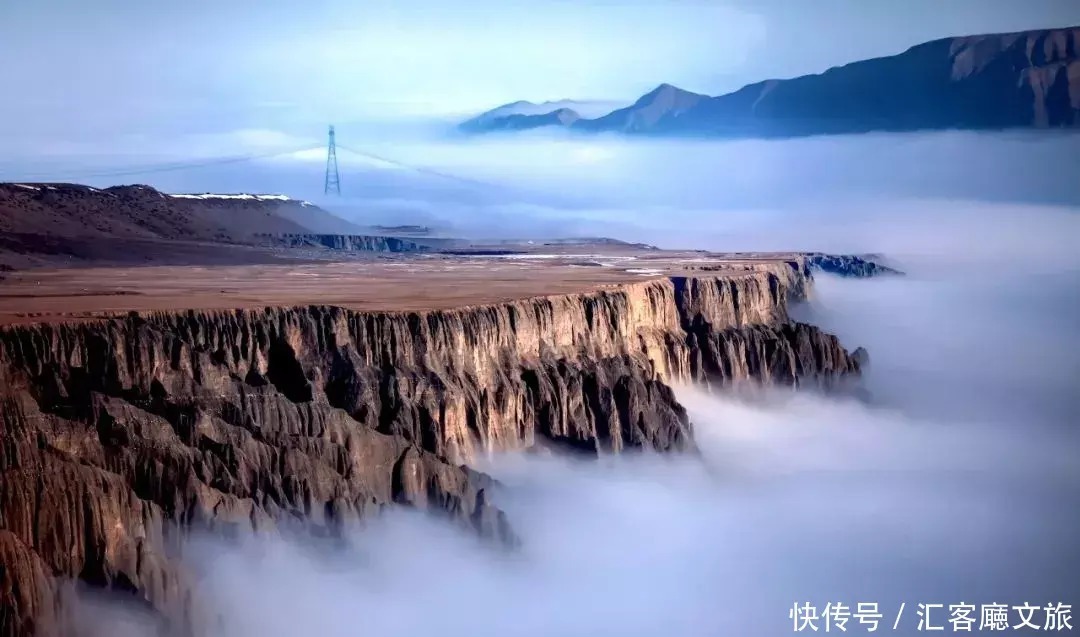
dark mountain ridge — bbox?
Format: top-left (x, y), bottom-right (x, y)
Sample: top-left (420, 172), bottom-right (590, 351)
top-left (460, 25), bottom-right (1080, 137)
top-left (0, 183), bottom-right (395, 268)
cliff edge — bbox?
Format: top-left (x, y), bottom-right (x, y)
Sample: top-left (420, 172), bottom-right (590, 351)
top-left (0, 263), bottom-right (861, 636)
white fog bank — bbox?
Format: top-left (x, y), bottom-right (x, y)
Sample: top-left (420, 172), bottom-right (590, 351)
top-left (185, 386), bottom-right (1077, 637)
top-left (8, 130), bottom-right (1079, 249)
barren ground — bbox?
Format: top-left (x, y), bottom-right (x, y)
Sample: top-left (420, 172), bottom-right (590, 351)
top-left (0, 249), bottom-right (800, 325)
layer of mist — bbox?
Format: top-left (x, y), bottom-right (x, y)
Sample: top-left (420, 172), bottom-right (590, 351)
top-left (186, 381), bottom-right (1078, 636)
top-left (5, 130), bottom-right (1079, 245)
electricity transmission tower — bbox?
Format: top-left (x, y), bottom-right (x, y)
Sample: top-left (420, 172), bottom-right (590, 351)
top-left (324, 125), bottom-right (341, 195)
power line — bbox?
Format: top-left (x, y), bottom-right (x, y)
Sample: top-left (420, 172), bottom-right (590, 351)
top-left (334, 142), bottom-right (547, 198)
top-left (3, 145), bottom-right (321, 182)
top-left (4, 142), bottom-right (489, 190)
top-left (334, 144), bottom-right (498, 188)
top-left (335, 142), bottom-right (588, 207)
top-left (2, 133), bottom-right (576, 206)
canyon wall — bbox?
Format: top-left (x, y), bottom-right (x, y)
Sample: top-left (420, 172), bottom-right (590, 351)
top-left (253, 233), bottom-right (430, 253)
top-left (0, 260), bottom-right (861, 636)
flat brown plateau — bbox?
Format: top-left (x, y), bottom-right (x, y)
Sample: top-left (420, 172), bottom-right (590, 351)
top-left (0, 249), bottom-right (804, 325)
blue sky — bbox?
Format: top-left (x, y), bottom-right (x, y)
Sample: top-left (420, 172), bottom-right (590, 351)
top-left (3, 0), bottom-right (1078, 130)
top-left (0, 1), bottom-right (1077, 250)
top-left (1, 0), bottom-right (1078, 183)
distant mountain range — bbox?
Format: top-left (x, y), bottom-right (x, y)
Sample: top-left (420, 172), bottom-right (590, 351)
top-left (459, 26), bottom-right (1080, 137)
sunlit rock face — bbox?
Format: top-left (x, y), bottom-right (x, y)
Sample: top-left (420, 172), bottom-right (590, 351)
top-left (0, 266), bottom-right (862, 636)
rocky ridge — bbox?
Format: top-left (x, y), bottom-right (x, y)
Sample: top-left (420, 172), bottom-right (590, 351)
top-left (0, 183), bottom-right (378, 268)
top-left (0, 258), bottom-right (861, 636)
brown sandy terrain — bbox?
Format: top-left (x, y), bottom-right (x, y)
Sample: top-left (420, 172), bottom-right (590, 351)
top-left (0, 249), bottom-right (803, 325)
top-left (0, 180), bottom-right (812, 325)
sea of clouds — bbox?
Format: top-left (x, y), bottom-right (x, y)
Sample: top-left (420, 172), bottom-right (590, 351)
top-left (174, 259), bottom-right (1077, 636)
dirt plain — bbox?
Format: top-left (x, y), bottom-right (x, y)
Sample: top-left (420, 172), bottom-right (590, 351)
top-left (0, 181), bottom-right (806, 325)
top-left (0, 248), bottom-right (803, 325)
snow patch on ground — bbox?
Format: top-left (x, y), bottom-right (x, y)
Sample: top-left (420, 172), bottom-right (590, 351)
top-left (169, 193), bottom-right (308, 204)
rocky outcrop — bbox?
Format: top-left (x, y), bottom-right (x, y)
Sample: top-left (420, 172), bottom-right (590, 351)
top-left (462, 26), bottom-right (1080, 136)
top-left (254, 233), bottom-right (429, 253)
top-left (369, 224), bottom-right (433, 235)
top-left (0, 264), bottom-right (861, 636)
top-left (805, 253), bottom-right (904, 277)
top-left (0, 332), bottom-right (517, 636)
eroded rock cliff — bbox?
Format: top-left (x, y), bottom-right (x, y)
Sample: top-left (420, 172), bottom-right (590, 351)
top-left (254, 233), bottom-right (429, 253)
top-left (0, 263), bottom-right (861, 636)
top-left (806, 253), bottom-right (904, 277)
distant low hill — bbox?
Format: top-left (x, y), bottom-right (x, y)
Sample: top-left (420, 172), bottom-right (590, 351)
top-left (458, 99), bottom-right (626, 133)
top-left (0, 183), bottom-right (369, 267)
top-left (460, 25), bottom-right (1080, 137)
top-left (0, 184), bottom-right (362, 242)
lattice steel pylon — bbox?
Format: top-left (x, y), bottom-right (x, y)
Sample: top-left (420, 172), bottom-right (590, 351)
top-left (324, 125), bottom-right (341, 195)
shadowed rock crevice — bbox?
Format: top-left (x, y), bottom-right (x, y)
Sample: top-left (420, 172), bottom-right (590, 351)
top-left (265, 338), bottom-right (313, 403)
